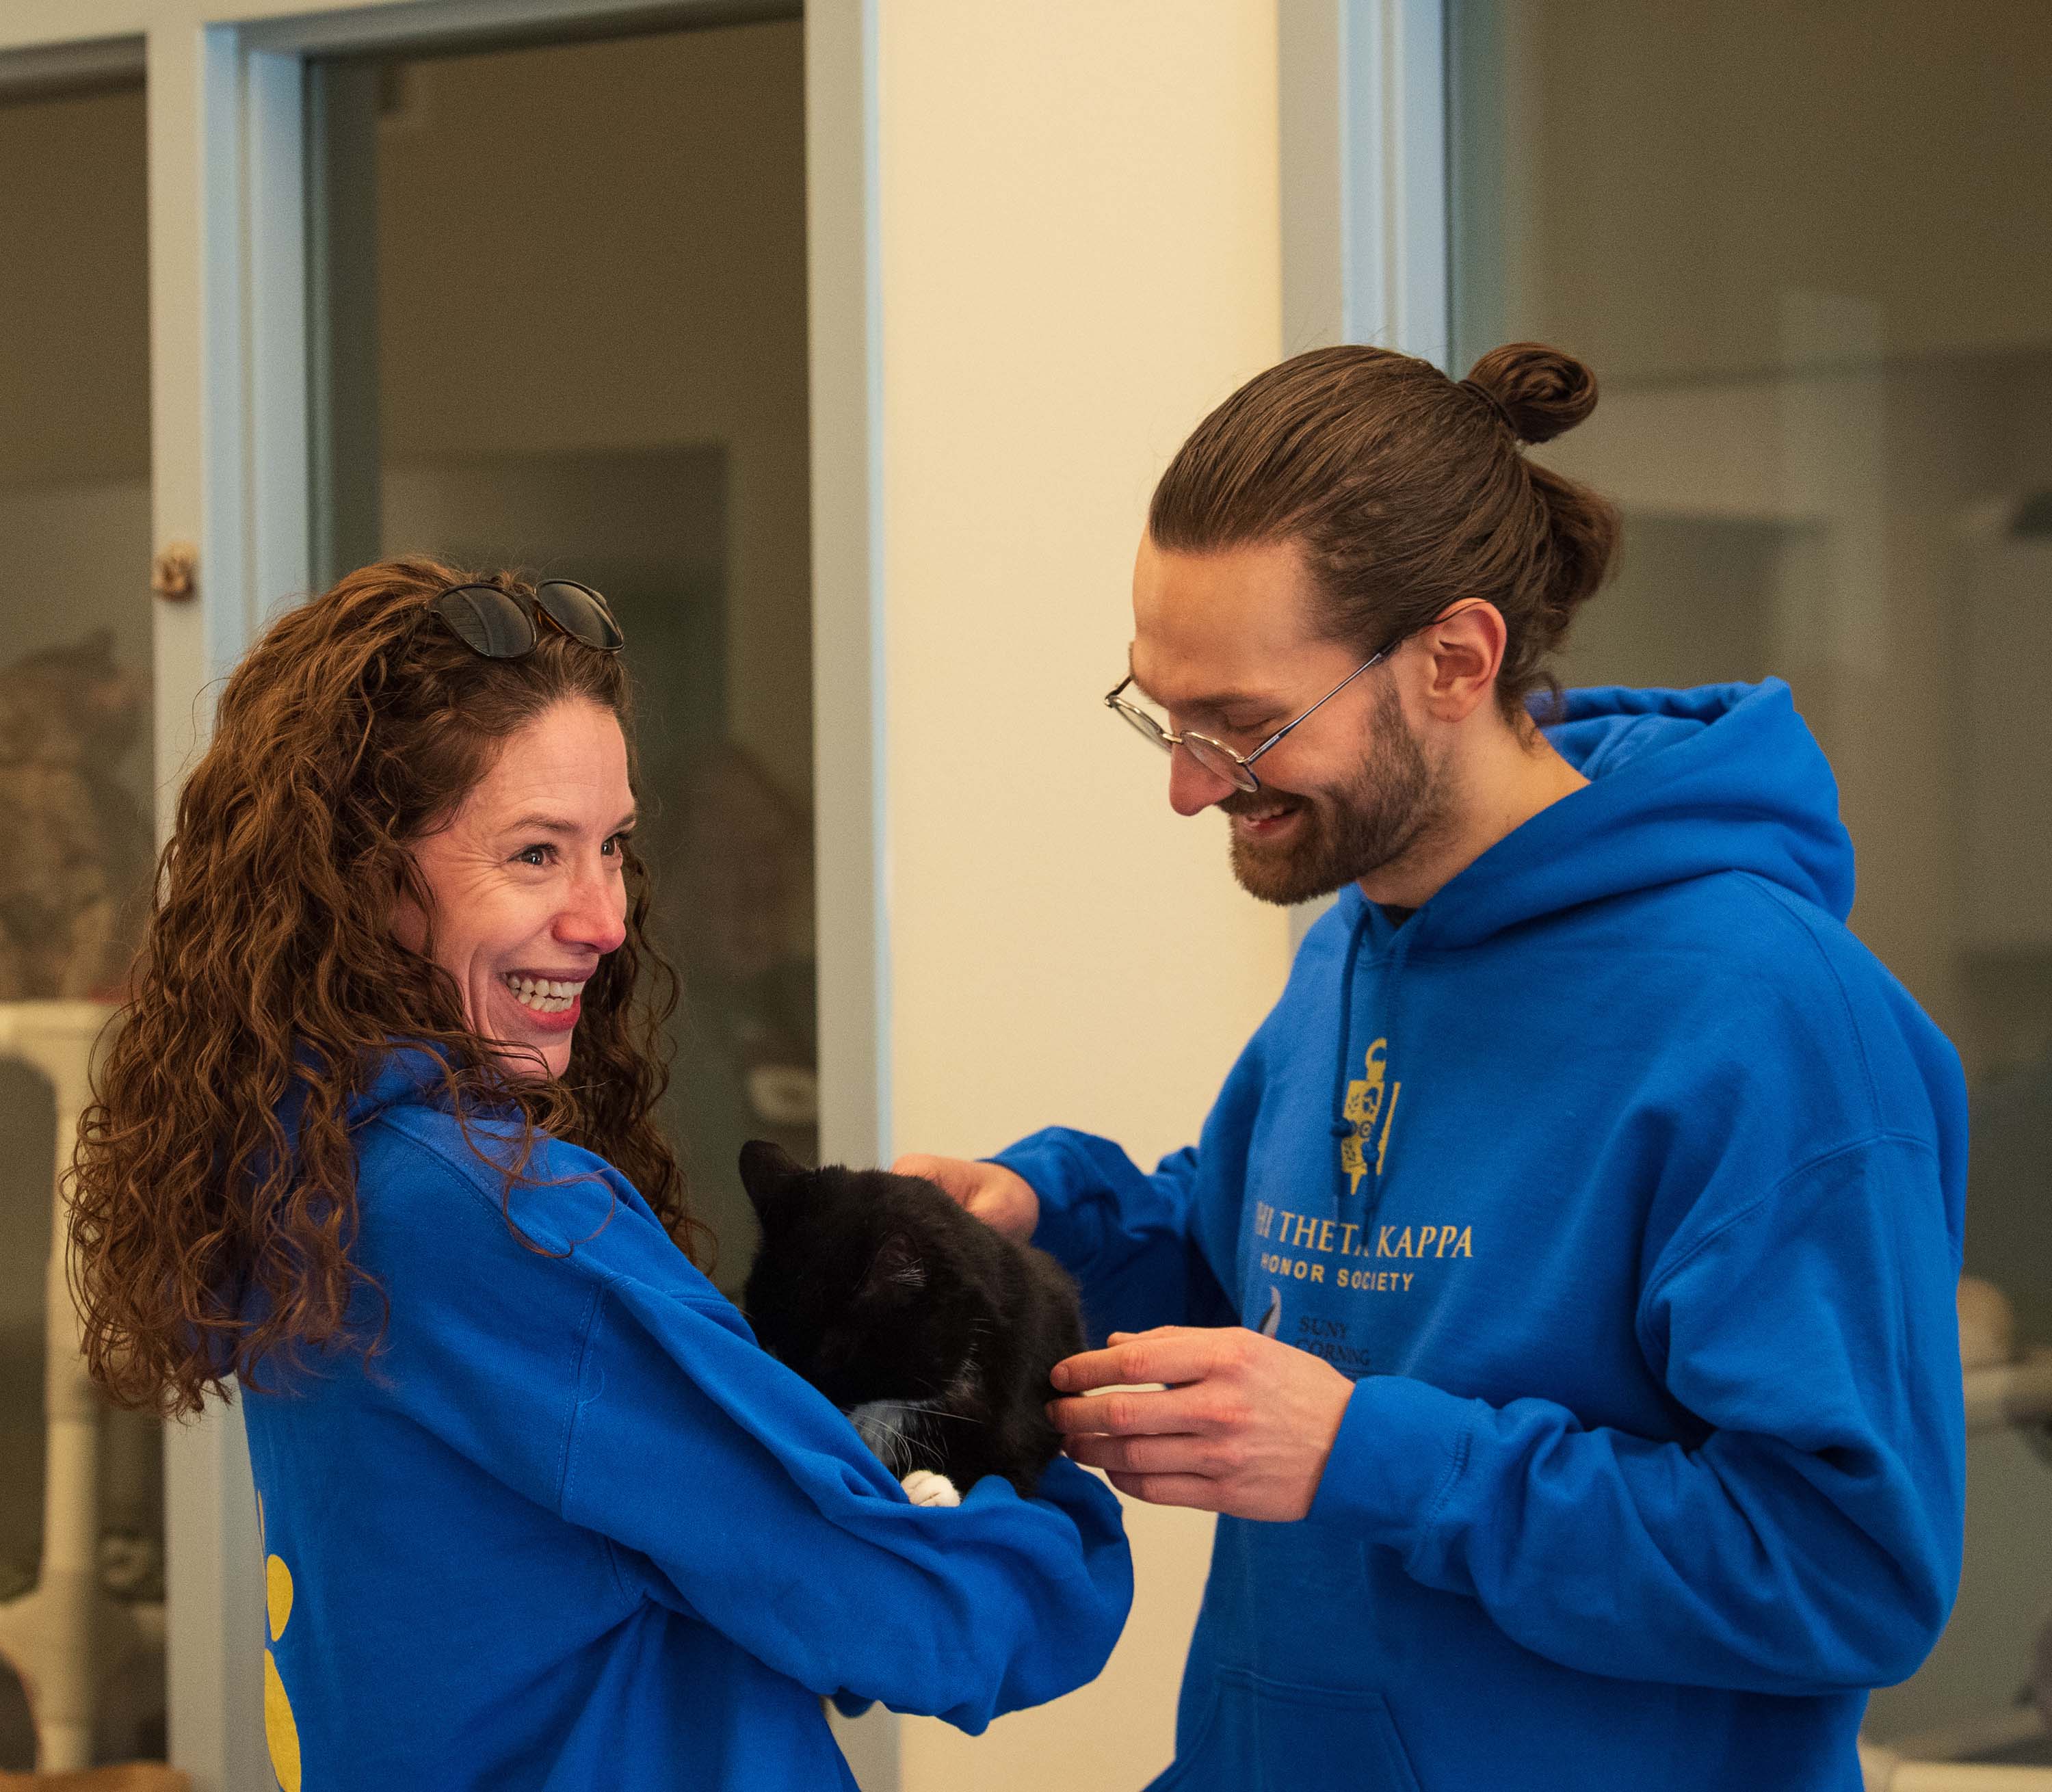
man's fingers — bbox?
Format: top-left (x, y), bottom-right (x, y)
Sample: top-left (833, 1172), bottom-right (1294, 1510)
top-left (892, 1153), bottom-right (964, 1196)
top-left (1047, 1384), bottom-right (1207, 1438)
top-left (892, 1154), bottom-right (1040, 1241)
top-left (1051, 1328), bottom-right (1218, 1393)
top-left (1105, 1470), bottom-right (1224, 1512)
top-left (1062, 1432), bottom-right (1211, 1475)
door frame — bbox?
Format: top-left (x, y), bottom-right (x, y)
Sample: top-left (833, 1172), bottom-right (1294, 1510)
top-left (1279, 0), bottom-right (1449, 366)
top-left (1276, 0), bottom-right (1448, 953)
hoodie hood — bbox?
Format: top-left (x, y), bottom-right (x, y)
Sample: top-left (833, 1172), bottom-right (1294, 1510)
top-left (345, 1041), bottom-right (459, 1122)
top-left (1345, 679), bottom-right (1854, 951)
top-left (274, 1041), bottom-right (492, 1153)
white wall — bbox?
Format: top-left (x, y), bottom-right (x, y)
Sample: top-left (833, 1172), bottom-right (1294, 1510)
top-left (871, 4), bottom-right (1293, 1786)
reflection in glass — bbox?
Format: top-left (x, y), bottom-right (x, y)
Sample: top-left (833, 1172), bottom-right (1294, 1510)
top-left (0, 69), bottom-right (166, 1769)
top-left (1451, 0), bottom-right (2052, 1761)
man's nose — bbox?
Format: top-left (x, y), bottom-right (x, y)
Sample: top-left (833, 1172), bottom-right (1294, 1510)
top-left (1168, 743), bottom-right (1239, 817)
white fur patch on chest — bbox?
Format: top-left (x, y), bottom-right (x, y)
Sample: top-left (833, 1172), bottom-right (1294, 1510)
top-left (845, 1397), bottom-right (945, 1475)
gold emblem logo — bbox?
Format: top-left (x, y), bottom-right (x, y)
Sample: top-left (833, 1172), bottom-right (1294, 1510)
top-left (1341, 1038), bottom-right (1401, 1194)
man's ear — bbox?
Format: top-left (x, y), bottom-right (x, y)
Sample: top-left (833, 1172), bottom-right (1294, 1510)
top-left (738, 1139), bottom-right (808, 1215)
top-left (1419, 599), bottom-right (1507, 723)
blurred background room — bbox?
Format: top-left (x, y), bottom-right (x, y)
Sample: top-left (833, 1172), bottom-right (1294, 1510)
top-left (0, 2), bottom-right (2046, 1789)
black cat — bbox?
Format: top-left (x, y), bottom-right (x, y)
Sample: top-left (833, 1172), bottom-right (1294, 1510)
top-left (738, 1141), bottom-right (1085, 1502)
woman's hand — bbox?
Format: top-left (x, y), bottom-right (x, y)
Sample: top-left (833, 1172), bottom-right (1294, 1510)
top-left (892, 1153), bottom-right (1040, 1243)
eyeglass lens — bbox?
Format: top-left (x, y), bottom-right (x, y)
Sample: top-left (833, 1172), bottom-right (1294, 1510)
top-left (1184, 737), bottom-right (1256, 791)
top-left (536, 580), bottom-right (624, 651)
top-left (435, 585), bottom-right (536, 658)
top-left (1114, 700), bottom-right (1169, 747)
top-left (1114, 697), bottom-right (1257, 791)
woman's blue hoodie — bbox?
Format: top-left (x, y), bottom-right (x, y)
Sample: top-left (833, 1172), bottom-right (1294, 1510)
top-left (995, 681), bottom-right (1968, 1792)
top-left (239, 1052), bottom-right (1131, 1791)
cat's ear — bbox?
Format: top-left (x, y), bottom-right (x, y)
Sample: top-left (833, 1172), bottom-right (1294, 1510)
top-left (738, 1139), bottom-right (808, 1214)
top-left (859, 1234), bottom-right (927, 1303)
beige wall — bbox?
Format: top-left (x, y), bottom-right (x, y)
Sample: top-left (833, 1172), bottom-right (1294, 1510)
top-left (872, 3), bottom-right (1292, 1786)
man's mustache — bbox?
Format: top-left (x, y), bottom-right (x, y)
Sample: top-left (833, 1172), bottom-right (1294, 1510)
top-left (1219, 789), bottom-right (1308, 818)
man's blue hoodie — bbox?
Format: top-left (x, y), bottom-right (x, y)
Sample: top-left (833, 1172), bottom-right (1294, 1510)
top-left (240, 1052), bottom-right (1131, 1791)
top-left (996, 681), bottom-right (1967, 1792)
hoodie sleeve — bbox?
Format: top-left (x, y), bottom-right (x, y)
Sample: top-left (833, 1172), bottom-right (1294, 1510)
top-left (992, 1128), bottom-right (1233, 1343)
top-left (556, 1268), bottom-right (1133, 1732)
top-left (1308, 1133), bottom-right (1964, 1694)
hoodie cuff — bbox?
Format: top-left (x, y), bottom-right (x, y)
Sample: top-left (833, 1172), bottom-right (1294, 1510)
top-left (988, 1132), bottom-right (1103, 1271)
top-left (1308, 1373), bottom-right (1478, 1551)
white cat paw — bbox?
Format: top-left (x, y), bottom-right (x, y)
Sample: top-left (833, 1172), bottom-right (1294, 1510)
top-left (900, 1470), bottom-right (961, 1508)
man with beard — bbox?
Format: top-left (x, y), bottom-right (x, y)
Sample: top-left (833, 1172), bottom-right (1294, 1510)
top-left (897, 342), bottom-right (1967, 1792)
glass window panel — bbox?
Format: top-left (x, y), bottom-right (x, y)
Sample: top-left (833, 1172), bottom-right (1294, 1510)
top-left (1450, 0), bottom-right (2052, 1759)
top-left (0, 68), bottom-right (165, 1770)
top-left (308, 19), bottom-right (812, 1295)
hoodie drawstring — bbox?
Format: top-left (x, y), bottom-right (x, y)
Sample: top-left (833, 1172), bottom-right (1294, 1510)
top-left (1330, 902), bottom-right (1371, 1144)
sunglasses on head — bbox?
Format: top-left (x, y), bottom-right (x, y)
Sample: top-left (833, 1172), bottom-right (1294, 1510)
top-left (427, 580), bottom-right (625, 657)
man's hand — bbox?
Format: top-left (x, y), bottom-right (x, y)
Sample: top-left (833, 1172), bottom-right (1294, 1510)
top-left (891, 1153), bottom-right (1039, 1243)
top-left (1049, 1326), bottom-right (1355, 1521)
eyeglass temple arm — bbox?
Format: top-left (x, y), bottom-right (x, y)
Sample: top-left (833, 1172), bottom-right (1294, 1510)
top-left (1243, 648), bottom-right (1389, 767)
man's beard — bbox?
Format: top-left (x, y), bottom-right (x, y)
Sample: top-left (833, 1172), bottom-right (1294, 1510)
top-left (1223, 681), bottom-right (1443, 907)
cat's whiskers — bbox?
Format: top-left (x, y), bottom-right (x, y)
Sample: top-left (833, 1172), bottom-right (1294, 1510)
top-left (846, 1398), bottom-right (950, 1473)
top-left (859, 1397), bottom-right (984, 1427)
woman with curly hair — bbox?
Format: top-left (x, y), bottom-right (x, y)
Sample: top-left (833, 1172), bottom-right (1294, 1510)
top-left (66, 559), bottom-right (1129, 1791)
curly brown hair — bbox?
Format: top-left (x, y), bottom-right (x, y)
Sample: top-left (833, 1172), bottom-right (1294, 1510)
top-left (67, 557), bottom-right (708, 1419)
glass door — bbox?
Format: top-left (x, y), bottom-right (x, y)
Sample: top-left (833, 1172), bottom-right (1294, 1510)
top-left (0, 3), bottom-right (878, 1787)
top-left (304, 16), bottom-right (815, 1293)
top-left (0, 46), bottom-right (168, 1774)
top-left (1449, 0), bottom-right (2052, 1767)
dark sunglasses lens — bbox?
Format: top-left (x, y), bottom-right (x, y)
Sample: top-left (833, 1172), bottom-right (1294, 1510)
top-left (433, 585), bottom-right (534, 657)
top-left (536, 581), bottom-right (624, 650)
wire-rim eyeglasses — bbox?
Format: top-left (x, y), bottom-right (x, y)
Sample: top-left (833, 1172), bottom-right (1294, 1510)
top-left (1103, 615), bottom-right (1445, 795)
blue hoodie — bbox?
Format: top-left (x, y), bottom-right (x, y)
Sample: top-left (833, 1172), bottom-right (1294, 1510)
top-left (995, 681), bottom-right (1967, 1792)
top-left (239, 1051), bottom-right (1131, 1792)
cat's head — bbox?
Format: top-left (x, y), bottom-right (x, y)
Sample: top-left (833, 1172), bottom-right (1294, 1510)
top-left (738, 1140), bottom-right (988, 1411)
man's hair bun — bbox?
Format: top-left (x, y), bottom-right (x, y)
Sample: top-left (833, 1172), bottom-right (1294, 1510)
top-left (1148, 339), bottom-right (1619, 724)
top-left (1463, 342), bottom-right (1599, 446)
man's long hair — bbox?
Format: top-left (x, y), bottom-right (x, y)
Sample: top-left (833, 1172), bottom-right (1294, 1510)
top-left (67, 557), bottom-right (706, 1419)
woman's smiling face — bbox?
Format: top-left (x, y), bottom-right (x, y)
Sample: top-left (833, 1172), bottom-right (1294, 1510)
top-left (395, 697), bottom-right (635, 1079)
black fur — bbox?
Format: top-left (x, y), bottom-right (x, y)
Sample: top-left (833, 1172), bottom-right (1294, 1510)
top-left (738, 1141), bottom-right (1083, 1496)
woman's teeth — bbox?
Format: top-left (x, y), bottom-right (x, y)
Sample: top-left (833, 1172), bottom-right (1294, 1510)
top-left (502, 973), bottom-right (586, 1015)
